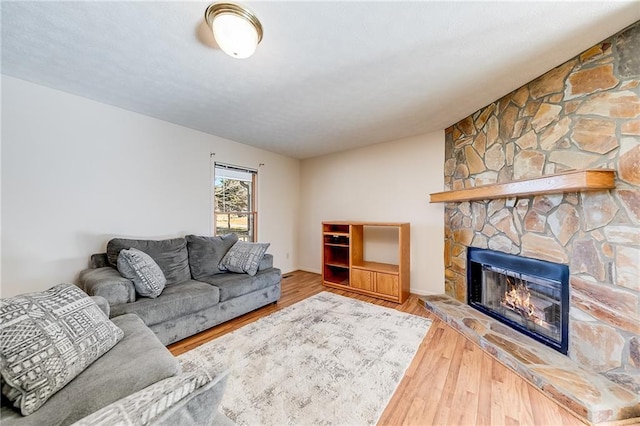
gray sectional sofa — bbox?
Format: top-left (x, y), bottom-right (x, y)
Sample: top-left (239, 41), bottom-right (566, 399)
top-left (79, 234), bottom-right (282, 345)
top-left (1, 294), bottom-right (230, 426)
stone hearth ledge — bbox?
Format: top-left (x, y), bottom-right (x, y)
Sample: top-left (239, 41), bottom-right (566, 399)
top-left (420, 294), bottom-right (640, 424)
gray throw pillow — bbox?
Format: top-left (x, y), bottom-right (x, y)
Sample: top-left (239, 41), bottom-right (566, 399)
top-left (186, 233), bottom-right (239, 279)
top-left (0, 284), bottom-right (124, 415)
top-left (219, 241), bottom-right (270, 276)
top-left (117, 248), bottom-right (167, 298)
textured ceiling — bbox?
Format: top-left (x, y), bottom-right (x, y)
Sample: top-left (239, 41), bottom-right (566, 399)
top-left (2, 2), bottom-right (639, 159)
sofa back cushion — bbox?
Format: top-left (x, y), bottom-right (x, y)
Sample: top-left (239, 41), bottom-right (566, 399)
top-left (185, 233), bottom-right (238, 279)
top-left (107, 238), bottom-right (191, 286)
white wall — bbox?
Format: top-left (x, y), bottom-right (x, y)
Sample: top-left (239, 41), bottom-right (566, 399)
top-left (298, 132), bottom-right (445, 295)
top-left (1, 76), bottom-right (300, 297)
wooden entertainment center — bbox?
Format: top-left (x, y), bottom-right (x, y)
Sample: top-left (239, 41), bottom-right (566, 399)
top-left (322, 221), bottom-right (410, 303)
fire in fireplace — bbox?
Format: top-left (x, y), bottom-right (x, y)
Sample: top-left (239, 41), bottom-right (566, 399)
top-left (467, 247), bottom-right (569, 354)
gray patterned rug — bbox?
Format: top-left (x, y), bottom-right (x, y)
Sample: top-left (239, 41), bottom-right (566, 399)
top-left (179, 292), bottom-right (431, 425)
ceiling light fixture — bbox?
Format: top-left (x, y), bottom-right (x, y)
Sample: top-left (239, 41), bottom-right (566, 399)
top-left (205, 2), bottom-right (263, 59)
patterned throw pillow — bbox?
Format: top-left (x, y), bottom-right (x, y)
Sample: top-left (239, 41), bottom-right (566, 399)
top-left (117, 248), bottom-right (167, 298)
top-left (0, 284), bottom-right (124, 415)
top-left (219, 241), bottom-right (270, 276)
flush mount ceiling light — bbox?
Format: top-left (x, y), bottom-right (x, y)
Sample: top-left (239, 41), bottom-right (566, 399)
top-left (205, 2), bottom-right (263, 59)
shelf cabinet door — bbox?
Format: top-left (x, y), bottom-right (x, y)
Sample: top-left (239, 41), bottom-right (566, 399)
top-left (351, 269), bottom-right (373, 291)
top-left (375, 272), bottom-right (399, 297)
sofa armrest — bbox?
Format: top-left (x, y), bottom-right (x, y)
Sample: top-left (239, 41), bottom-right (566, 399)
top-left (89, 253), bottom-right (110, 269)
top-left (79, 267), bottom-right (136, 306)
top-left (258, 253), bottom-right (273, 271)
top-left (90, 295), bottom-right (110, 317)
top-left (72, 368), bottom-right (229, 426)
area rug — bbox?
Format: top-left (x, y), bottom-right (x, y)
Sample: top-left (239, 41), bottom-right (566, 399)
top-left (178, 292), bottom-right (432, 425)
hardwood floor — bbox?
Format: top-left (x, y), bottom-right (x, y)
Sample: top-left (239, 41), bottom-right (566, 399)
top-left (168, 271), bottom-right (587, 425)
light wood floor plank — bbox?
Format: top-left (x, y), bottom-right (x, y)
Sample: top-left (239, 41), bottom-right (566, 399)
top-left (168, 271), bottom-right (588, 425)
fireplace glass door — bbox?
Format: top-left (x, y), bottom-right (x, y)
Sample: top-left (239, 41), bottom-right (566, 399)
top-left (481, 265), bottom-right (561, 343)
top-left (467, 247), bottom-right (569, 354)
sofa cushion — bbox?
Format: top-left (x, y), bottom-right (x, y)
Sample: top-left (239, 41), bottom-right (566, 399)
top-left (219, 241), bottom-right (270, 276)
top-left (110, 280), bottom-right (220, 326)
top-left (107, 238), bottom-right (191, 286)
top-left (199, 267), bottom-right (281, 302)
top-left (0, 284), bottom-right (124, 416)
top-left (72, 368), bottom-right (227, 426)
top-left (186, 233), bottom-right (239, 279)
top-left (79, 267), bottom-right (136, 305)
top-left (0, 314), bottom-right (180, 426)
top-left (117, 248), bottom-right (167, 298)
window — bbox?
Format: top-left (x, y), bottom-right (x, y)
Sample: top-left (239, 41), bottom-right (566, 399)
top-left (213, 163), bottom-right (257, 242)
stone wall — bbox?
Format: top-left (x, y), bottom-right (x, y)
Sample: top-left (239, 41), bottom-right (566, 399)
top-left (443, 21), bottom-right (640, 393)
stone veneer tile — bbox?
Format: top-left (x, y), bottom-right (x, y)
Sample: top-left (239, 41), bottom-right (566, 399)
top-left (458, 116), bottom-right (476, 136)
top-left (512, 86), bottom-right (529, 107)
top-left (521, 233), bottom-right (568, 263)
top-left (619, 144), bottom-right (640, 185)
top-left (531, 103), bottom-right (562, 132)
top-left (515, 130), bottom-right (538, 149)
top-left (571, 321), bottom-right (625, 372)
top-left (571, 276), bottom-right (640, 334)
top-left (581, 192), bottom-right (619, 231)
top-left (548, 204), bottom-right (579, 246)
top-left (486, 116), bottom-right (499, 147)
top-left (463, 145), bottom-right (485, 174)
top-left (580, 44), bottom-right (607, 63)
top-left (615, 245), bottom-right (640, 291)
top-left (524, 210), bottom-right (546, 232)
top-left (548, 150), bottom-right (600, 169)
top-left (532, 194), bottom-right (562, 213)
top-left (500, 104), bottom-right (519, 140)
top-left (474, 104), bottom-right (496, 130)
top-left (571, 117), bottom-right (618, 154)
top-left (576, 91), bottom-right (640, 118)
top-left (603, 225), bottom-right (640, 244)
top-left (471, 202), bottom-right (486, 231)
top-left (419, 295), bottom-right (640, 423)
top-left (490, 209), bottom-right (519, 243)
top-left (617, 23), bottom-right (640, 78)
top-left (631, 337), bottom-right (640, 368)
top-left (513, 150), bottom-right (545, 179)
top-left (571, 238), bottom-right (606, 281)
top-left (540, 117), bottom-right (571, 150)
top-left (487, 199), bottom-right (506, 217)
top-left (622, 119), bottom-right (640, 135)
top-left (529, 60), bottom-right (576, 99)
top-left (488, 234), bottom-right (518, 253)
top-left (565, 64), bottom-right (619, 99)
top-left (485, 143), bottom-right (506, 171)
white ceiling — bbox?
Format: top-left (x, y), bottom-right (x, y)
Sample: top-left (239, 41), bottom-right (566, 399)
top-left (2, 2), bottom-right (639, 159)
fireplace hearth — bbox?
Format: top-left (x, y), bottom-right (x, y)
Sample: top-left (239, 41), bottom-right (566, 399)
top-left (467, 247), bottom-right (569, 354)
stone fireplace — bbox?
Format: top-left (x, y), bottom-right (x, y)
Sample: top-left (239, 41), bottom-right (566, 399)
top-left (443, 19), bottom-right (639, 399)
top-left (467, 247), bottom-right (569, 354)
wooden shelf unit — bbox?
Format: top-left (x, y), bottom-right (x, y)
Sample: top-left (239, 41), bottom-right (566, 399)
top-left (429, 169), bottom-right (615, 203)
top-left (322, 221), bottom-right (410, 303)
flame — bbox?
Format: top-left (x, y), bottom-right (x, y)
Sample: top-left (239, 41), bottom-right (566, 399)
top-left (501, 278), bottom-right (545, 326)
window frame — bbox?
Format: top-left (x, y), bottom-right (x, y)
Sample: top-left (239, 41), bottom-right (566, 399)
top-left (212, 162), bottom-right (258, 242)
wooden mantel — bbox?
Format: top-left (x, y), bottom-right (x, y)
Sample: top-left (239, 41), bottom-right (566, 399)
top-left (429, 169), bottom-right (616, 203)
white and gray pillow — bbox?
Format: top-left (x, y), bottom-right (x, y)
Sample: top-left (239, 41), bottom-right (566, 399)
top-left (0, 284), bottom-right (124, 415)
top-left (219, 241), bottom-right (270, 276)
top-left (117, 248), bottom-right (167, 298)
